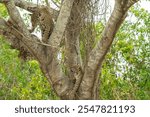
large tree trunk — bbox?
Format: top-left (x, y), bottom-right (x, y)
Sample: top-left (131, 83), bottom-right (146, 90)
top-left (0, 0), bottom-right (139, 100)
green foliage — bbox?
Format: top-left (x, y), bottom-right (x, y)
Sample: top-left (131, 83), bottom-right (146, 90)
top-left (0, 1), bottom-right (149, 100)
top-left (53, 0), bottom-right (61, 4)
top-left (0, 4), bottom-right (8, 18)
top-left (0, 37), bottom-right (58, 100)
top-left (100, 6), bottom-right (150, 100)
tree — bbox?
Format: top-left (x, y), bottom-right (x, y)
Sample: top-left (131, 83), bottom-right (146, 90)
top-left (0, 0), bottom-right (140, 100)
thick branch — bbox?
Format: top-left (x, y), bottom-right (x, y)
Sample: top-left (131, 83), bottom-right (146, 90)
top-left (0, 17), bottom-right (43, 61)
top-left (38, 0), bottom-right (75, 98)
top-left (2, 1), bottom-right (45, 62)
top-left (1, 0), bottom-right (75, 99)
top-left (49, 0), bottom-right (74, 47)
top-left (78, 0), bottom-right (139, 99)
top-left (64, 0), bottom-right (86, 99)
top-left (0, 0), bottom-right (76, 100)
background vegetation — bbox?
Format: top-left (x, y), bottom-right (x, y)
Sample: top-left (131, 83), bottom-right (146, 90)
top-left (0, 1), bottom-right (149, 100)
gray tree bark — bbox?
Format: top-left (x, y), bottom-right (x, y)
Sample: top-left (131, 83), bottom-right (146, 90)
top-left (0, 0), bottom-right (139, 100)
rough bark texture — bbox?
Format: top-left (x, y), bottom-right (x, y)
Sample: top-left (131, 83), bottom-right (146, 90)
top-left (0, 0), bottom-right (139, 100)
